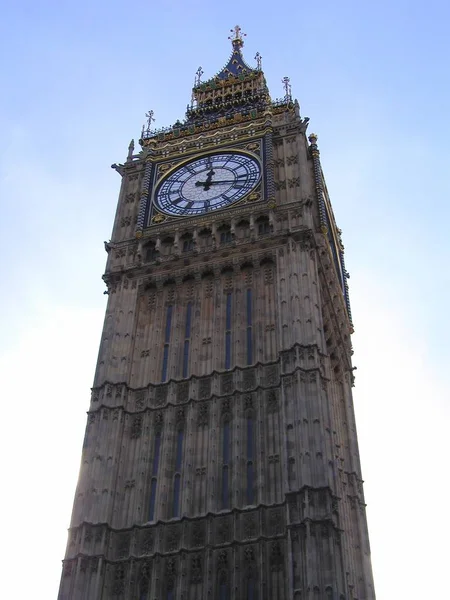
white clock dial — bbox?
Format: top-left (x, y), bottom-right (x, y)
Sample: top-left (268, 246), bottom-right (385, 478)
top-left (154, 151), bottom-right (261, 216)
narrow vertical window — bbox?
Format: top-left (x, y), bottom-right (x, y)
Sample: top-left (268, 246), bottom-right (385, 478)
top-left (148, 432), bottom-right (161, 521)
top-left (220, 582), bottom-right (228, 600)
top-left (225, 293), bottom-right (232, 369)
top-left (172, 430), bottom-right (183, 518)
top-left (246, 288), bottom-right (253, 365)
top-left (148, 478), bottom-right (157, 522)
top-left (247, 578), bottom-right (256, 600)
top-left (222, 421), bottom-right (230, 509)
top-left (162, 305), bottom-right (173, 382)
top-left (182, 302), bottom-right (192, 378)
top-left (246, 416), bottom-right (255, 505)
top-left (167, 591), bottom-right (174, 600)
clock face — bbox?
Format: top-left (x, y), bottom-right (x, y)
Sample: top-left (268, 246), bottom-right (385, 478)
top-left (154, 151), bottom-right (261, 217)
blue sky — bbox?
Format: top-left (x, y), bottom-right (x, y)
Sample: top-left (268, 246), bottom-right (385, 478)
top-left (1, 1), bottom-right (449, 597)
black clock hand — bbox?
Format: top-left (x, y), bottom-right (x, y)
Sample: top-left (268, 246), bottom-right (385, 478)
top-left (197, 180), bottom-right (241, 186)
top-left (195, 169), bottom-right (215, 191)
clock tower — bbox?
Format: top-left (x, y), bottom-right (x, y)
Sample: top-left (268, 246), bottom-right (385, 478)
top-left (59, 27), bottom-right (375, 600)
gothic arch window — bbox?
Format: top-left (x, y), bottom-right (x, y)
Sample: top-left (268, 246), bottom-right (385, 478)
top-left (247, 576), bottom-right (257, 600)
top-left (221, 418), bottom-right (231, 509)
top-left (198, 227), bottom-right (212, 248)
top-left (148, 430), bottom-right (162, 521)
top-left (161, 236), bottom-right (174, 256)
top-left (224, 291), bottom-right (232, 369)
top-left (144, 240), bottom-right (158, 262)
top-left (246, 412), bottom-right (256, 505)
top-left (172, 429), bottom-right (184, 518)
top-left (161, 303), bottom-right (173, 382)
top-left (237, 219), bottom-right (250, 239)
top-left (256, 215), bottom-right (270, 236)
top-left (218, 224), bottom-right (232, 244)
top-left (246, 288), bottom-right (253, 365)
top-left (182, 301), bottom-right (192, 378)
top-left (181, 232), bottom-right (194, 253)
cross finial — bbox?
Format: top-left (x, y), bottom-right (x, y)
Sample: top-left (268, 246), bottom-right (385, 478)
top-left (141, 110), bottom-right (155, 138)
top-left (282, 76), bottom-right (292, 102)
top-left (255, 52), bottom-right (262, 70)
top-left (194, 66), bottom-right (203, 87)
top-left (228, 25), bottom-right (246, 48)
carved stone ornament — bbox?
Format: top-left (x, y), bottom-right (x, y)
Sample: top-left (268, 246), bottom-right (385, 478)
top-left (266, 365), bottom-right (278, 385)
top-left (166, 526), bottom-right (180, 551)
top-left (270, 542), bottom-right (283, 571)
top-left (142, 533), bottom-right (154, 554)
top-left (197, 403), bottom-right (209, 426)
top-left (221, 373), bottom-right (233, 394)
top-left (269, 508), bottom-right (283, 534)
top-left (199, 377), bottom-right (211, 399)
top-left (221, 398), bottom-right (231, 417)
top-left (243, 369), bottom-right (256, 390)
top-left (177, 381), bottom-right (189, 403)
top-left (130, 416), bottom-right (143, 439)
top-left (216, 518), bottom-right (231, 544)
top-left (165, 558), bottom-right (176, 589)
top-left (191, 523), bottom-right (205, 547)
top-left (63, 561), bottom-right (73, 577)
top-left (112, 563), bottom-right (126, 594)
top-left (243, 514), bottom-right (257, 539)
top-left (266, 390), bottom-right (278, 413)
top-left (190, 555), bottom-right (203, 583)
top-left (155, 386), bottom-right (168, 406)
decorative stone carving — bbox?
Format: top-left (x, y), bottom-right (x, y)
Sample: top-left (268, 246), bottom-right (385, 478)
top-left (177, 381), bottom-right (189, 403)
top-left (221, 398), bottom-right (231, 417)
top-left (266, 390), bottom-right (278, 413)
top-left (184, 554), bottom-right (201, 586)
top-left (221, 373), bottom-right (233, 394)
top-left (191, 523), bottom-right (206, 547)
top-left (155, 386), bottom-right (167, 406)
top-left (270, 542), bottom-right (283, 571)
top-left (130, 416), bottom-right (143, 438)
top-left (243, 369), bottom-right (255, 390)
top-left (265, 365), bottom-right (278, 385)
top-left (268, 508), bottom-right (283, 535)
top-left (117, 534), bottom-right (130, 558)
top-left (166, 526), bottom-right (180, 552)
top-left (142, 533), bottom-right (154, 554)
top-left (112, 563), bottom-right (125, 594)
top-left (244, 394), bottom-right (253, 411)
top-left (135, 392), bottom-right (145, 411)
top-left (154, 411), bottom-right (164, 431)
top-left (264, 267), bottom-right (274, 284)
top-left (63, 561), bottom-right (73, 577)
top-left (216, 518), bottom-right (231, 544)
top-left (243, 514), bottom-right (257, 539)
top-left (165, 558), bottom-right (176, 590)
top-left (199, 377), bottom-right (211, 399)
top-left (197, 403), bottom-right (208, 427)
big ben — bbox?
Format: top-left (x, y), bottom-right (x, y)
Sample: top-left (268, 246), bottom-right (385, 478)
top-left (59, 26), bottom-right (376, 599)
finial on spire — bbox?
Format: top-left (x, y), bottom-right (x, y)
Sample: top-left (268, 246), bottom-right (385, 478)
top-left (228, 25), bottom-right (246, 49)
top-left (255, 52), bottom-right (262, 70)
top-left (194, 66), bottom-right (204, 86)
top-left (142, 110), bottom-right (155, 137)
top-left (282, 76), bottom-right (292, 102)
top-left (127, 139), bottom-right (135, 160)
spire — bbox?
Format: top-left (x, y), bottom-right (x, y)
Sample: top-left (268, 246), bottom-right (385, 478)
top-left (228, 25), bottom-right (246, 50)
